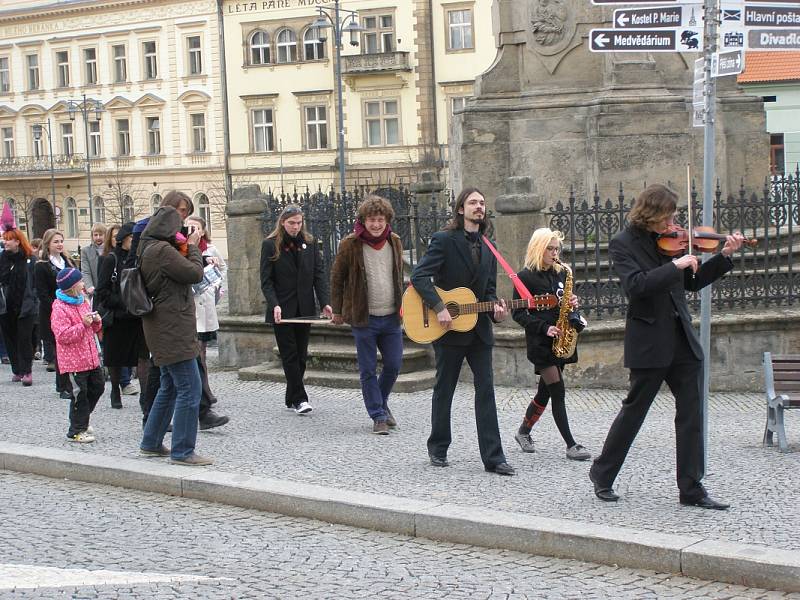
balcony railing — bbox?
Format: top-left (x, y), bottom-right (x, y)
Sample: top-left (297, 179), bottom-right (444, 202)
top-left (343, 51), bottom-right (411, 75)
top-left (0, 154), bottom-right (86, 176)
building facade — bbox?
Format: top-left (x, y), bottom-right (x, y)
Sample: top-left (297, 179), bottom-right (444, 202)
top-left (0, 0), bottom-right (228, 255)
top-left (221, 0), bottom-right (497, 192)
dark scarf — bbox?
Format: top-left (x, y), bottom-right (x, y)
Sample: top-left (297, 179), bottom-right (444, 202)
top-left (354, 220), bottom-right (392, 250)
top-left (283, 233), bottom-right (305, 253)
top-left (465, 230), bottom-right (482, 266)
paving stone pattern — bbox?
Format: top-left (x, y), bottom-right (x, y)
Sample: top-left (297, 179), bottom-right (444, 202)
top-left (1, 352), bottom-right (799, 555)
top-left (1, 471), bottom-right (798, 599)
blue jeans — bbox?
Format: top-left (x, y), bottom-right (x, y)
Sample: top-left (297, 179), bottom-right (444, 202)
top-left (351, 315), bottom-right (403, 421)
top-left (121, 366), bottom-right (132, 387)
top-left (140, 358), bottom-right (201, 460)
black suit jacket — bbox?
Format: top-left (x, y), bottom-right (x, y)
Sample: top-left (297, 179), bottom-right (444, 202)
top-left (610, 225), bottom-right (733, 369)
top-left (410, 229), bottom-right (498, 347)
top-left (260, 237), bottom-right (330, 324)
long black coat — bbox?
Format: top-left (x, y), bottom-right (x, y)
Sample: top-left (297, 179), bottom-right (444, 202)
top-left (410, 229), bottom-right (498, 347)
top-left (512, 267), bottom-right (577, 368)
top-left (260, 237), bottom-right (330, 324)
top-left (610, 225), bottom-right (733, 369)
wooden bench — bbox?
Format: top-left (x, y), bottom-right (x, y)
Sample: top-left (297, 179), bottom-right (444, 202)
top-left (763, 352), bottom-right (800, 452)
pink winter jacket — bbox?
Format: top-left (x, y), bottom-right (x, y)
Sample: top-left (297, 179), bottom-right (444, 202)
top-left (51, 297), bottom-right (102, 374)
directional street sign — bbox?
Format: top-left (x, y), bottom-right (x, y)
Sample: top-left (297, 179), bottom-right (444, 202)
top-left (744, 5), bottom-right (800, 27)
top-left (613, 4), bottom-right (702, 28)
top-left (592, 0), bottom-right (681, 5)
top-left (692, 58), bottom-right (704, 128)
top-left (720, 1), bottom-right (800, 49)
top-left (748, 28), bottom-right (800, 48)
top-left (712, 49), bottom-right (745, 77)
top-left (589, 27), bottom-right (703, 51)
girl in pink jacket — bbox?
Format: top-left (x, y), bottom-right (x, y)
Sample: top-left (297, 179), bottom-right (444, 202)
top-left (51, 268), bottom-right (105, 443)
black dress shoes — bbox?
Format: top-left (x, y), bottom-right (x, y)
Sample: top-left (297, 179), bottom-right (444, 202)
top-left (429, 455), bottom-right (449, 467)
top-left (680, 495), bottom-right (730, 510)
top-left (485, 462), bottom-right (516, 476)
top-left (589, 470), bottom-right (619, 502)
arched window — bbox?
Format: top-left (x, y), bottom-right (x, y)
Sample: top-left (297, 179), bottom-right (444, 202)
top-left (304, 27), bottom-right (325, 60)
top-left (122, 195), bottom-right (135, 223)
top-left (250, 30), bottom-right (270, 65)
top-left (276, 28), bottom-right (297, 63)
top-left (93, 196), bottom-right (105, 225)
top-left (194, 193), bottom-right (211, 234)
top-left (65, 197), bottom-right (78, 238)
top-left (151, 193), bottom-right (162, 214)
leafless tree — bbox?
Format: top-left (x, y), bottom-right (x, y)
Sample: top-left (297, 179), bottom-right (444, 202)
top-left (100, 163), bottom-right (147, 226)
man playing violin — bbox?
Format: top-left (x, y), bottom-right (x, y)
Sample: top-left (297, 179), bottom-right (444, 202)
top-left (589, 184), bottom-right (745, 509)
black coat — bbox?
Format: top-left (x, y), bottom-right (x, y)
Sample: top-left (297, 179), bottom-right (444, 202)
top-left (0, 251), bottom-right (38, 318)
top-left (34, 254), bottom-right (73, 320)
top-left (260, 237), bottom-right (330, 324)
top-left (410, 229), bottom-right (498, 347)
top-left (95, 250), bottom-right (132, 322)
top-left (610, 225), bottom-right (733, 369)
top-left (512, 267), bottom-right (577, 368)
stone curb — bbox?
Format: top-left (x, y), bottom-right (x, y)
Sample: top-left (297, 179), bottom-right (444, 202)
top-left (2, 442), bottom-right (798, 593)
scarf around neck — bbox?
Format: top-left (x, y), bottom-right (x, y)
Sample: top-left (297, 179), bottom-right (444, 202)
top-left (56, 289), bottom-right (85, 305)
top-left (354, 220), bottom-right (392, 250)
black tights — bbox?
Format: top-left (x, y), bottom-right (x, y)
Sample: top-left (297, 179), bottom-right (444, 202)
top-left (519, 366), bottom-right (577, 448)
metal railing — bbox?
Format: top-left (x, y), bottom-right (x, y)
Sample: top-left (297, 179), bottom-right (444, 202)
top-left (0, 154), bottom-right (86, 176)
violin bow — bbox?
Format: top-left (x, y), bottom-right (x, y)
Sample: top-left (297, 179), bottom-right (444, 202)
top-left (686, 163), bottom-right (694, 256)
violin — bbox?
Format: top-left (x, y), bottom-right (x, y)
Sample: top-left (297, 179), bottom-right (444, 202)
top-left (656, 224), bottom-right (758, 257)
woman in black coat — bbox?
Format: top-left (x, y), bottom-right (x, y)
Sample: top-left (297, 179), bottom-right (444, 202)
top-left (511, 227), bottom-right (589, 461)
top-left (259, 205), bottom-right (331, 414)
top-left (34, 229), bottom-right (74, 399)
top-left (95, 222), bottom-right (149, 409)
top-left (0, 228), bottom-right (39, 385)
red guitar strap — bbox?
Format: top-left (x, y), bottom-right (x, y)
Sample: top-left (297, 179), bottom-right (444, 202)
top-left (482, 235), bottom-right (534, 301)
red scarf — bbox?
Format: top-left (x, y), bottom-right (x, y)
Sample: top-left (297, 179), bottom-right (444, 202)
top-left (354, 220), bottom-right (392, 250)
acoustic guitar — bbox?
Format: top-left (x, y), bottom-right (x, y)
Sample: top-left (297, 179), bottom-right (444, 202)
top-left (401, 285), bottom-right (558, 344)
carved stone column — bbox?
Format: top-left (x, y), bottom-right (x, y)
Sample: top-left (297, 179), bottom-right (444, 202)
top-left (225, 184), bottom-right (266, 317)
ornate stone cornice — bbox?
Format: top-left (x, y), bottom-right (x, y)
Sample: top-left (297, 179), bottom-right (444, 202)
top-left (0, 0), bottom-right (215, 26)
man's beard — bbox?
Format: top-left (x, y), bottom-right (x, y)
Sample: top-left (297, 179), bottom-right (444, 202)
top-left (465, 214), bottom-right (484, 225)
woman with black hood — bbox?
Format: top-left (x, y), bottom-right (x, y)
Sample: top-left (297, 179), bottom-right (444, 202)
top-left (95, 221), bottom-right (149, 409)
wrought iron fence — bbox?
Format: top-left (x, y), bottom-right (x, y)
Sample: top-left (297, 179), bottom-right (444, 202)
top-left (548, 168), bottom-right (800, 319)
top-left (0, 154), bottom-right (86, 176)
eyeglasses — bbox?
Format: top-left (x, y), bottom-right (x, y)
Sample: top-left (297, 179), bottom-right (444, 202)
top-left (546, 246), bottom-right (560, 253)
top-left (282, 206), bottom-right (302, 217)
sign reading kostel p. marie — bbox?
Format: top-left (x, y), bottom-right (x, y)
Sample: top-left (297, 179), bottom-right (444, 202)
top-left (613, 5), bottom-right (701, 29)
top-left (590, 28), bottom-right (703, 51)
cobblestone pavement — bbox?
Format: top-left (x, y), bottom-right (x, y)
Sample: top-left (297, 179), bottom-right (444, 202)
top-left (2, 471), bottom-right (798, 600)
top-left (1, 351), bottom-right (799, 555)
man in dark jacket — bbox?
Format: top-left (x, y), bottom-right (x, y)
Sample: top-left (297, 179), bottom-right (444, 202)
top-left (590, 184), bottom-right (744, 509)
top-left (410, 187), bottom-right (514, 476)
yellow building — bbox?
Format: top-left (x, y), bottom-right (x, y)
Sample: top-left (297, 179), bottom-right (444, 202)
top-left (0, 0), bottom-right (229, 255)
top-left (221, 0), bottom-right (496, 191)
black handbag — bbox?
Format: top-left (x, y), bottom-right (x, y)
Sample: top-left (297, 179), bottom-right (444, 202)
top-left (120, 249), bottom-right (153, 316)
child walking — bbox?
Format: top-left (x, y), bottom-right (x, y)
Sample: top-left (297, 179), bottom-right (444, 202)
top-left (51, 268), bottom-right (105, 443)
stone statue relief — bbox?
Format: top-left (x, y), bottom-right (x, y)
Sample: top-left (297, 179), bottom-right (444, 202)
top-left (527, 0), bottom-right (580, 72)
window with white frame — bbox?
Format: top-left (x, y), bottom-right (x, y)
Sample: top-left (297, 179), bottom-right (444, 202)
top-left (93, 196), bottom-right (105, 224)
top-left (31, 126), bottom-right (43, 158)
top-left (304, 105), bottom-right (328, 150)
top-left (447, 8), bottom-right (474, 51)
top-left (362, 14), bottom-right (394, 54)
top-left (0, 57), bottom-right (10, 93)
top-left (252, 108), bottom-right (274, 152)
top-left (112, 44), bottom-right (127, 83)
top-left (303, 27), bottom-right (325, 60)
top-left (451, 96), bottom-right (470, 114)
top-left (89, 120), bottom-right (101, 157)
top-left (122, 195), bottom-right (135, 222)
top-left (187, 35), bottom-right (202, 75)
top-left (116, 118), bottom-right (130, 156)
top-left (26, 54), bottom-right (40, 90)
top-left (66, 197), bottom-right (78, 238)
top-left (191, 113), bottom-right (206, 152)
top-left (197, 193), bottom-right (212, 233)
top-left (1, 127), bottom-right (14, 158)
top-left (146, 116), bottom-right (161, 155)
top-left (364, 99), bottom-right (400, 146)
top-left (250, 31), bottom-right (270, 65)
top-left (83, 48), bottom-right (98, 85)
top-left (55, 50), bottom-right (70, 87)
top-left (151, 193), bottom-right (162, 214)
top-left (143, 41), bottom-right (158, 79)
top-left (276, 29), bottom-right (298, 63)
top-left (60, 122), bottom-right (74, 156)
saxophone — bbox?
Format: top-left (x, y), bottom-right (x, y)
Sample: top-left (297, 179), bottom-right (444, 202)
top-left (552, 259), bottom-right (578, 359)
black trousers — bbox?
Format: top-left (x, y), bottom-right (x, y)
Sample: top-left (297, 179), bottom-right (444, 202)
top-left (273, 323), bottom-right (311, 408)
top-left (66, 367), bottom-right (105, 437)
top-left (0, 313), bottom-right (35, 375)
top-left (428, 341), bottom-right (506, 468)
top-left (590, 322), bottom-right (705, 500)
top-left (140, 356), bottom-right (214, 425)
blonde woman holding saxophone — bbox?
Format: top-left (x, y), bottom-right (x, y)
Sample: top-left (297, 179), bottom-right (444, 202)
top-left (511, 228), bottom-right (590, 461)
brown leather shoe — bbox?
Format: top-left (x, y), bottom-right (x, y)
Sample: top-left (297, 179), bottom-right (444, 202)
top-left (372, 420), bottom-right (389, 435)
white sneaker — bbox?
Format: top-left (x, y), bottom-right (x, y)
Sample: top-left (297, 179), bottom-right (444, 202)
top-left (69, 431), bottom-right (95, 443)
top-left (86, 425), bottom-right (94, 435)
top-left (295, 401), bottom-right (313, 415)
top-left (121, 383), bottom-right (139, 395)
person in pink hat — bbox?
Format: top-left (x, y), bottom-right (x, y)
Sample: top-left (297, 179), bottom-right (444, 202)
top-left (50, 267), bottom-right (105, 443)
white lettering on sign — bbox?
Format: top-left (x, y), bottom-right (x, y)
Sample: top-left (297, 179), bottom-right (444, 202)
top-left (614, 33), bottom-right (671, 46)
top-left (760, 31), bottom-right (800, 45)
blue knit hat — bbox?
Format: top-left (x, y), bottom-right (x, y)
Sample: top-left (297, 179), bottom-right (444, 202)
top-left (56, 267), bottom-right (82, 291)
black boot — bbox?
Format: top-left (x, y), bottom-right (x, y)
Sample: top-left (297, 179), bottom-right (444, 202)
top-left (110, 388), bottom-right (122, 409)
top-left (199, 410), bottom-right (230, 430)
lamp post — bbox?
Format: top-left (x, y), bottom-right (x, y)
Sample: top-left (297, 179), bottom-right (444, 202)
top-left (66, 94), bottom-right (104, 226)
top-left (32, 119), bottom-right (56, 214)
top-left (311, 1), bottom-right (364, 198)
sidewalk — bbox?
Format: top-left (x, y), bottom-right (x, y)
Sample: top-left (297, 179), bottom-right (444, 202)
top-left (1, 353), bottom-right (799, 592)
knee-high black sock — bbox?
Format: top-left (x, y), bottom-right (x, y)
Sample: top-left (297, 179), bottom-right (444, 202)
top-left (548, 380), bottom-right (576, 448)
top-left (519, 378), bottom-right (550, 434)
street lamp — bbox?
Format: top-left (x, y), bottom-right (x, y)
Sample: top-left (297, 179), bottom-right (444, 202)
top-left (312, 1), bottom-right (364, 198)
top-left (32, 119), bottom-right (56, 214)
top-left (66, 94), bottom-right (104, 226)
